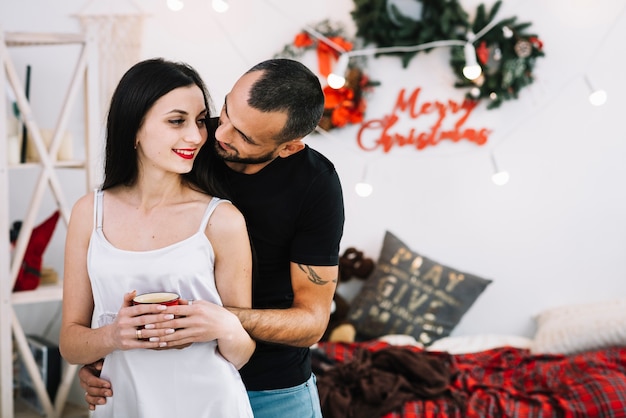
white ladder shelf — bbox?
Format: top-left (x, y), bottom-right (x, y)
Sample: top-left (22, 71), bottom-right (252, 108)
top-left (0, 29), bottom-right (100, 418)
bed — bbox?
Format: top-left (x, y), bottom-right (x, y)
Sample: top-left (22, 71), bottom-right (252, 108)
top-left (318, 232), bottom-right (626, 417)
top-left (314, 338), bottom-right (626, 418)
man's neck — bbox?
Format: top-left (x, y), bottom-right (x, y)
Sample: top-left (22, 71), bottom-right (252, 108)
top-left (224, 160), bottom-right (272, 175)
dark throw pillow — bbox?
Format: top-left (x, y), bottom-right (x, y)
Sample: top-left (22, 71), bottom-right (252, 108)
top-left (347, 231), bottom-right (492, 345)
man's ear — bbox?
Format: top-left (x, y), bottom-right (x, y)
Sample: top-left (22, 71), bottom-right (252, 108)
top-left (277, 139), bottom-right (305, 158)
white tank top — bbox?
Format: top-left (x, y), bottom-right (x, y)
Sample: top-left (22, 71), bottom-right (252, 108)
top-left (88, 190), bottom-right (253, 418)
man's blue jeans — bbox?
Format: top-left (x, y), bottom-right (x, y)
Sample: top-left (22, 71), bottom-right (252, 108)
top-left (247, 374), bottom-right (323, 418)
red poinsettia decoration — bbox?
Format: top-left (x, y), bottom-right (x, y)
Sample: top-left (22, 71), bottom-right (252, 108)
top-left (528, 36), bottom-right (543, 50)
top-left (276, 20), bottom-right (379, 131)
top-left (323, 86), bottom-right (362, 128)
top-left (319, 68), bottom-right (374, 131)
top-left (293, 31), bottom-right (353, 78)
top-left (294, 32), bottom-right (314, 48)
top-left (476, 41), bottom-right (490, 65)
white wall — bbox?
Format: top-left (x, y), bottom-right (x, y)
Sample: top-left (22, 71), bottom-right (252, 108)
top-left (2, 0), bottom-right (625, 348)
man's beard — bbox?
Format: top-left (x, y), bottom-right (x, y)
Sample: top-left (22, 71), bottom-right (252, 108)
top-left (214, 140), bottom-right (277, 165)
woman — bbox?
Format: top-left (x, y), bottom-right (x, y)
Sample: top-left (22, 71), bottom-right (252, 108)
top-left (59, 58), bottom-right (254, 417)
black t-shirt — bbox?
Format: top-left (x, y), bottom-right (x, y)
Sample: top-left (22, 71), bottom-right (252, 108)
top-left (215, 142), bottom-right (345, 390)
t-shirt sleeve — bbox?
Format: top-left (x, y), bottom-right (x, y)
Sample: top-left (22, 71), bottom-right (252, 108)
top-left (291, 167), bottom-right (345, 266)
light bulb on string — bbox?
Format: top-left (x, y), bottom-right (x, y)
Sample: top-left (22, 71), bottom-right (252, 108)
top-left (355, 164), bottom-right (373, 197)
top-left (584, 75), bottom-right (607, 106)
top-left (355, 182), bottom-right (373, 197)
top-left (166, 0), bottom-right (184, 11)
top-left (589, 90), bottom-right (607, 106)
top-left (492, 171), bottom-right (510, 186)
top-left (212, 0), bottom-right (229, 13)
top-left (462, 42), bottom-right (482, 80)
top-left (490, 153), bottom-right (509, 186)
top-left (328, 54), bottom-right (349, 89)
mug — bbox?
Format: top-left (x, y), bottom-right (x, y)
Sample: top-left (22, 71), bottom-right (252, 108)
top-left (133, 292), bottom-right (180, 337)
top-left (133, 292), bottom-right (180, 306)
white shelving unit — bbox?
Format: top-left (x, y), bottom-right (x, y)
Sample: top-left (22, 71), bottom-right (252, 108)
top-left (1, 29), bottom-right (100, 418)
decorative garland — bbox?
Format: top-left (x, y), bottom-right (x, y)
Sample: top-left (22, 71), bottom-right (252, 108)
top-left (449, 2), bottom-right (545, 109)
top-left (275, 20), bottom-right (379, 131)
top-left (352, 0), bottom-right (544, 110)
top-left (351, 0), bottom-right (470, 67)
top-left (275, 2), bottom-right (545, 131)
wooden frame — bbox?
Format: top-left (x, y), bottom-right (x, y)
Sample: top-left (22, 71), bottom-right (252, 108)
top-left (0, 29), bottom-right (99, 418)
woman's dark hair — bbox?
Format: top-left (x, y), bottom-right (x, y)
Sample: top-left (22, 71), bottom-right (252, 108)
top-left (245, 58), bottom-right (324, 143)
top-left (101, 57), bottom-right (225, 196)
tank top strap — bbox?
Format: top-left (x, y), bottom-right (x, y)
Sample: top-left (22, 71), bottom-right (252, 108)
top-left (93, 189), bottom-right (104, 231)
top-left (198, 197), bottom-right (229, 232)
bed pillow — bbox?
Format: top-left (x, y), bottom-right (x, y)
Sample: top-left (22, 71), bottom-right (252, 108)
top-left (427, 334), bottom-right (533, 354)
top-left (531, 298), bottom-right (626, 354)
top-left (347, 231), bottom-right (492, 345)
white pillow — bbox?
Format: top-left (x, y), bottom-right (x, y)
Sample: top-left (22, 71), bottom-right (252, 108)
top-left (531, 298), bottom-right (626, 354)
top-left (378, 334), bottom-right (424, 348)
top-left (426, 334), bottom-right (532, 354)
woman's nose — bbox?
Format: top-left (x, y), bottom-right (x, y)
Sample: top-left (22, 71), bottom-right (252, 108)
top-left (186, 126), bottom-right (206, 144)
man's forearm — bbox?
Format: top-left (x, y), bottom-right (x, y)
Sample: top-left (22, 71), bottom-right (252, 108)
top-left (227, 306), bottom-right (327, 348)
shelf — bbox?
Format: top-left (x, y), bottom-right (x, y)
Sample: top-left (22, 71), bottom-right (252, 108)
top-left (5, 32), bottom-right (86, 47)
top-left (12, 284), bottom-right (64, 306)
top-left (8, 161), bottom-right (86, 170)
top-left (15, 398), bottom-right (89, 418)
top-left (1, 28), bottom-right (100, 418)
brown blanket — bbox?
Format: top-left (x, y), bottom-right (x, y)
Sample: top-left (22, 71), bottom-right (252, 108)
top-left (316, 345), bottom-right (458, 417)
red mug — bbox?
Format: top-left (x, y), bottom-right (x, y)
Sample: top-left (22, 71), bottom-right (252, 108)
top-left (133, 292), bottom-right (180, 338)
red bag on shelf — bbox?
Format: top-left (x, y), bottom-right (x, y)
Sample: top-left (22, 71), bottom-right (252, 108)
top-left (13, 210), bottom-right (60, 292)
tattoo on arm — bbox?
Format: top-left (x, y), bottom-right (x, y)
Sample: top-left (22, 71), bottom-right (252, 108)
top-left (297, 264), bottom-right (338, 285)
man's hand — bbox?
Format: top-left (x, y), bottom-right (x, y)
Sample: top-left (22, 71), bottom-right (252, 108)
top-left (78, 360), bottom-right (112, 411)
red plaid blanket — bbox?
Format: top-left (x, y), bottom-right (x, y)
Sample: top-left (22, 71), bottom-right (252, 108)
top-left (316, 341), bottom-right (626, 418)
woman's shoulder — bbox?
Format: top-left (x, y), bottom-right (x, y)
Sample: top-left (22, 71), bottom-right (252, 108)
top-left (71, 190), bottom-right (97, 214)
top-left (211, 198), bottom-right (243, 219)
top-left (207, 198), bottom-right (246, 231)
top-left (67, 190), bottom-right (98, 235)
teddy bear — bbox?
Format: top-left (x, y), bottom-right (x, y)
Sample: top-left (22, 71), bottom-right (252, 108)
top-left (338, 247), bottom-right (375, 283)
top-left (321, 291), bottom-right (354, 342)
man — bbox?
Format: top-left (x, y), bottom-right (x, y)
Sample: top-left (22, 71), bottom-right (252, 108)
top-left (79, 58), bottom-right (345, 417)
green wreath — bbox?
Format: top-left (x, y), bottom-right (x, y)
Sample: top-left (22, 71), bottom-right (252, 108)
top-left (449, 1), bottom-right (545, 109)
top-left (352, 0), bottom-right (545, 109)
top-left (351, 0), bottom-right (470, 67)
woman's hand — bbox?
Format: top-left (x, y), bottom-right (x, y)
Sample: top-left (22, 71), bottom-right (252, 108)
top-left (147, 299), bottom-right (255, 368)
top-left (145, 299), bottom-right (230, 345)
top-left (109, 291), bottom-right (178, 350)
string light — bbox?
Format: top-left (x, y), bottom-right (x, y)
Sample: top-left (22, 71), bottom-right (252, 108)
top-left (327, 54), bottom-right (349, 88)
top-left (461, 31), bottom-right (482, 80)
top-left (328, 39), bottom-right (466, 88)
top-left (462, 42), bottom-right (482, 80)
top-left (355, 181), bottom-right (373, 197)
top-left (588, 90), bottom-right (607, 106)
top-left (584, 75), bottom-right (607, 106)
top-left (490, 153), bottom-right (509, 186)
top-left (355, 165), bottom-right (373, 197)
top-left (258, 0), bottom-right (623, 195)
top-left (212, 0), bottom-right (229, 13)
top-left (166, 0), bottom-right (184, 11)
top-left (326, 13), bottom-right (504, 89)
